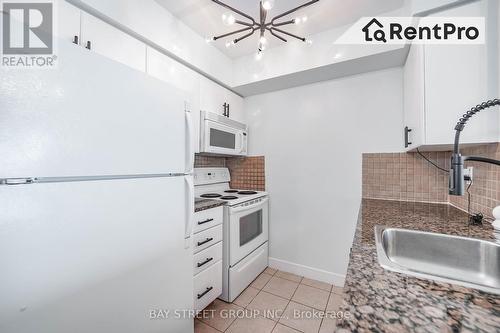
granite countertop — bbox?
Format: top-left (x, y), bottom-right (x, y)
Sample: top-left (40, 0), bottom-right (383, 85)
top-left (336, 199), bottom-right (500, 333)
top-left (194, 198), bottom-right (224, 212)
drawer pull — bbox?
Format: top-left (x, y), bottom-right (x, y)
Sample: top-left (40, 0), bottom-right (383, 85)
top-left (198, 218), bottom-right (214, 225)
top-left (197, 286), bottom-right (213, 300)
top-left (197, 237), bottom-right (213, 246)
top-left (197, 257), bottom-right (214, 268)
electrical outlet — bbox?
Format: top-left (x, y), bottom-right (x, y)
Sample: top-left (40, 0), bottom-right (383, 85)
top-left (464, 167), bottom-right (473, 182)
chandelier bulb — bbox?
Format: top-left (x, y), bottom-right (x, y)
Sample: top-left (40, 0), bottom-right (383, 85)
top-left (222, 13), bottom-right (236, 26)
top-left (262, 0), bottom-right (275, 11)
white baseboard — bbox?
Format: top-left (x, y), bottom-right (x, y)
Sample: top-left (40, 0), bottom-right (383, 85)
top-left (268, 257), bottom-right (345, 287)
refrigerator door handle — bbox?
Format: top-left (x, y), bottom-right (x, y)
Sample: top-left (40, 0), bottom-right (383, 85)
top-left (185, 106), bottom-right (195, 174)
top-left (184, 175), bottom-right (194, 243)
top-left (1, 178), bottom-right (36, 185)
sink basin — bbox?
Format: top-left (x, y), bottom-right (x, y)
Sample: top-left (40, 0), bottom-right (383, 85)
top-left (375, 226), bottom-right (500, 295)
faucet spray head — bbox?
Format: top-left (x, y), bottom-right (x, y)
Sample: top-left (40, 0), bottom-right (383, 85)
top-left (449, 153), bottom-right (464, 196)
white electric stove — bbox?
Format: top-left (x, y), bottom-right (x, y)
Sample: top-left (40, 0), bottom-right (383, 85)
top-left (194, 168), bottom-right (269, 302)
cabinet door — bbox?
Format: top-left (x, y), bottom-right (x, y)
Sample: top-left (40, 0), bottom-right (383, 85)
top-left (200, 76), bottom-right (227, 116)
top-left (225, 90), bottom-right (244, 122)
top-left (424, 1), bottom-right (497, 145)
top-left (55, 0), bottom-right (81, 45)
top-left (80, 12), bottom-right (146, 72)
top-left (146, 47), bottom-right (201, 152)
top-left (403, 43), bottom-right (425, 150)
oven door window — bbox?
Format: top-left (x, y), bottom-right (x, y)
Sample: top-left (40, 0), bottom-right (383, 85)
top-left (239, 210), bottom-right (263, 246)
top-left (210, 128), bottom-right (236, 149)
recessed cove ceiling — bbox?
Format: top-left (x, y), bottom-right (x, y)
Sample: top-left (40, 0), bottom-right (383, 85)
top-left (155, 0), bottom-right (406, 59)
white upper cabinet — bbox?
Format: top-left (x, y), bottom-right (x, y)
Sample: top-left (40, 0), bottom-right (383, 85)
top-left (55, 1), bottom-right (244, 137)
top-left (403, 44), bottom-right (425, 149)
top-left (146, 47), bottom-right (201, 152)
top-left (80, 12), bottom-right (146, 72)
top-left (200, 77), bottom-right (244, 122)
top-left (199, 76), bottom-right (227, 117)
top-left (226, 90), bottom-right (245, 123)
top-left (56, 0), bottom-right (81, 45)
top-left (403, 1), bottom-right (499, 150)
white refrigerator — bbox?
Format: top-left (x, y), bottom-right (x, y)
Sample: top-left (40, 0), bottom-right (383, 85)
top-left (0, 42), bottom-right (195, 332)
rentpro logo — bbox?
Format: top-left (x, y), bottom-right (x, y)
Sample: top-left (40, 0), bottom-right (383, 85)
top-left (362, 17), bottom-right (480, 43)
top-left (335, 16), bottom-right (485, 45)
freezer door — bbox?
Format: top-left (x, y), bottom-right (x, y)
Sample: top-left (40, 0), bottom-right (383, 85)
top-left (0, 41), bottom-right (193, 178)
top-left (0, 177), bottom-right (193, 333)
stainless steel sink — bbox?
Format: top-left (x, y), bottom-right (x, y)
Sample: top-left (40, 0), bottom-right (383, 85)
top-left (375, 226), bottom-right (500, 295)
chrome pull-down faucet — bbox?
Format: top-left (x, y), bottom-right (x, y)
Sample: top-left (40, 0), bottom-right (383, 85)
top-left (449, 99), bottom-right (500, 196)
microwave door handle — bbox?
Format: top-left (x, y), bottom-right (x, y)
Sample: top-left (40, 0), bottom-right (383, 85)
top-left (238, 132), bottom-right (244, 154)
top-left (231, 197), bottom-right (268, 213)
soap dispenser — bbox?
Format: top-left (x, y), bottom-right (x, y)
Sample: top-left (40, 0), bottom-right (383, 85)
top-left (493, 206), bottom-right (500, 243)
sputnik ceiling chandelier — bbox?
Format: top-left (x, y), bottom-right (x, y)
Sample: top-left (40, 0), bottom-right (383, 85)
top-left (210, 0), bottom-right (319, 59)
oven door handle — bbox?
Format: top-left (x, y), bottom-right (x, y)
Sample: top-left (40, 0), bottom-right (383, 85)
top-left (230, 197), bottom-right (268, 213)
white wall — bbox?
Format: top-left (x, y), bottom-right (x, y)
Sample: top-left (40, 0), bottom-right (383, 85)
top-left (244, 68), bottom-right (404, 284)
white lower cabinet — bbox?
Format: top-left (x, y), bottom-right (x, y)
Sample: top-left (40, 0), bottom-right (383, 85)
top-left (194, 260), bottom-right (223, 312)
top-left (192, 207), bottom-right (223, 312)
top-left (193, 224), bottom-right (222, 254)
top-left (193, 205), bottom-right (223, 234)
top-left (193, 242), bottom-right (223, 276)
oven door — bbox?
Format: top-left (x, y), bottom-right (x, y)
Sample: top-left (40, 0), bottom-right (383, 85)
top-left (228, 197), bottom-right (269, 266)
top-left (202, 120), bottom-right (246, 156)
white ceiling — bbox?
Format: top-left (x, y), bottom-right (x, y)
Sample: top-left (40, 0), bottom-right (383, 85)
top-left (155, 0), bottom-right (406, 59)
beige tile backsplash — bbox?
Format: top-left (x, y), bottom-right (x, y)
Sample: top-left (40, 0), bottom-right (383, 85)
top-left (194, 155), bottom-right (226, 168)
top-left (449, 143), bottom-right (500, 218)
top-left (362, 143), bottom-right (500, 218)
top-left (226, 156), bottom-right (265, 191)
top-left (195, 143), bottom-right (499, 218)
top-left (194, 154), bottom-right (265, 191)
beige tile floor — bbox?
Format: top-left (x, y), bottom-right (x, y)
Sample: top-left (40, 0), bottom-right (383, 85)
top-left (195, 267), bottom-right (344, 333)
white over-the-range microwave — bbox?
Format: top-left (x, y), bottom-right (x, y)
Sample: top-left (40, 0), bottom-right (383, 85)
top-left (200, 111), bottom-right (248, 156)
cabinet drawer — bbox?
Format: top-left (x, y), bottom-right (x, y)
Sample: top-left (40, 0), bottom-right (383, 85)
top-left (193, 225), bottom-right (222, 254)
top-left (194, 260), bottom-right (222, 312)
top-left (193, 241), bottom-right (222, 276)
top-left (193, 207), bottom-right (223, 234)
